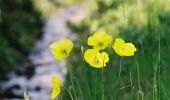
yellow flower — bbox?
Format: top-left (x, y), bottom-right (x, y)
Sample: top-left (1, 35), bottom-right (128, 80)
top-left (51, 76), bottom-right (61, 99)
top-left (49, 38), bottom-right (73, 60)
top-left (88, 31), bottom-right (112, 50)
top-left (112, 38), bottom-right (137, 56)
top-left (84, 49), bottom-right (109, 68)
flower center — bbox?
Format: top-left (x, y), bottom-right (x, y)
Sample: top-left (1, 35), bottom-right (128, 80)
top-left (120, 47), bottom-right (125, 51)
top-left (98, 42), bottom-right (104, 49)
top-left (63, 50), bottom-right (67, 55)
top-left (92, 56), bottom-right (100, 65)
top-left (99, 42), bottom-right (103, 46)
top-left (94, 59), bottom-right (100, 64)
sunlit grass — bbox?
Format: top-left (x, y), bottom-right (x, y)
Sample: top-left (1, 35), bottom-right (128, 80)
top-left (59, 0), bottom-right (170, 100)
top-left (44, 0), bottom-right (170, 100)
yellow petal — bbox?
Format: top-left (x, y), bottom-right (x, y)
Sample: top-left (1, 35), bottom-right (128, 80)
top-left (91, 52), bottom-right (109, 68)
top-left (112, 38), bottom-right (137, 56)
top-left (122, 43), bottom-right (137, 56)
top-left (84, 49), bottom-right (98, 63)
top-left (51, 87), bottom-right (60, 99)
top-left (49, 38), bottom-right (73, 60)
top-left (88, 36), bottom-right (97, 46)
top-left (60, 38), bottom-right (73, 53)
top-left (84, 49), bottom-right (109, 68)
top-left (52, 76), bottom-right (61, 87)
top-left (103, 35), bottom-right (113, 45)
top-left (112, 38), bottom-right (125, 56)
top-left (49, 41), bottom-right (61, 55)
top-left (99, 52), bottom-right (109, 64)
top-left (93, 31), bottom-right (107, 40)
top-left (53, 53), bottom-right (68, 60)
top-left (113, 38), bottom-right (125, 49)
top-left (88, 31), bottom-right (112, 50)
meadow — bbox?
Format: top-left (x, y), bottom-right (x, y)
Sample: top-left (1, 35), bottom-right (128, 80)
top-left (59, 0), bottom-right (170, 100)
top-left (1, 0), bottom-right (170, 100)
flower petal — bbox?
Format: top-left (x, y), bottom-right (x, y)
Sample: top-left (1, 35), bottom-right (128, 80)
top-left (51, 76), bottom-right (61, 87)
top-left (49, 38), bottom-right (73, 60)
top-left (51, 87), bottom-right (60, 99)
top-left (112, 38), bottom-right (125, 56)
top-left (84, 49), bottom-right (109, 68)
top-left (100, 52), bottom-right (109, 64)
top-left (84, 49), bottom-right (98, 63)
top-left (60, 38), bottom-right (73, 54)
top-left (88, 31), bottom-right (112, 50)
top-left (113, 38), bottom-right (125, 49)
top-left (123, 43), bottom-right (137, 56)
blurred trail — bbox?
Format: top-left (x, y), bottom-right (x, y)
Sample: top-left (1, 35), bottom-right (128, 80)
top-left (0, 6), bottom-right (86, 100)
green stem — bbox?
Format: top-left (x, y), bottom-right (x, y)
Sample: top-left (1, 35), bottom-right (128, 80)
top-left (95, 70), bottom-right (97, 100)
top-left (69, 65), bottom-right (77, 100)
top-left (129, 71), bottom-right (134, 99)
top-left (117, 57), bottom-right (122, 86)
top-left (161, 80), bottom-right (170, 100)
top-left (137, 61), bottom-right (141, 90)
top-left (102, 68), bottom-right (104, 100)
top-left (62, 86), bottom-right (74, 100)
top-left (153, 63), bottom-right (158, 100)
top-left (158, 28), bottom-right (161, 100)
top-left (75, 78), bottom-right (84, 100)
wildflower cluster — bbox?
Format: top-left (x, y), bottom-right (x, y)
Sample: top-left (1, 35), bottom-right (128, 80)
top-left (48, 31), bottom-right (137, 99)
top-left (84, 31), bottom-right (112, 68)
top-left (84, 31), bottom-right (137, 68)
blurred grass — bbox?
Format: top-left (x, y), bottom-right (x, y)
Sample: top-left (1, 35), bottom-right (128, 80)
top-left (32, 0), bottom-right (86, 16)
top-left (1, 0), bottom-right (170, 99)
top-left (62, 0), bottom-right (170, 99)
top-left (0, 0), bottom-right (42, 78)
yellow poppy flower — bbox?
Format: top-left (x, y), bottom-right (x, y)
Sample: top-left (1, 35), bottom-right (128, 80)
top-left (51, 76), bottom-right (61, 99)
top-left (112, 38), bottom-right (137, 56)
top-left (84, 49), bottom-right (109, 68)
top-left (49, 38), bottom-right (73, 60)
top-left (88, 31), bottom-right (112, 50)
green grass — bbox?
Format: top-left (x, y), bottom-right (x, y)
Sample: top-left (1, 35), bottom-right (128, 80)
top-left (59, 0), bottom-right (170, 100)
top-left (60, 37), bottom-right (170, 100)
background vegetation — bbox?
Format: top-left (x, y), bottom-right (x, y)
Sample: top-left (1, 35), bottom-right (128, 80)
top-left (1, 0), bottom-right (170, 99)
top-left (0, 0), bottom-right (41, 78)
top-left (62, 0), bottom-right (170, 100)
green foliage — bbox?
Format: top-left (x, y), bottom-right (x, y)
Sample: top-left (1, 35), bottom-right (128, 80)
top-left (63, 0), bottom-right (170, 99)
top-left (0, 0), bottom-right (41, 77)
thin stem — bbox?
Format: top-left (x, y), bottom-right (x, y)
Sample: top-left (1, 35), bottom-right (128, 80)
top-left (81, 45), bottom-right (85, 64)
top-left (153, 64), bottom-right (158, 100)
top-left (137, 61), bottom-right (141, 90)
top-left (161, 80), bottom-right (170, 100)
top-left (117, 57), bottom-right (122, 86)
top-left (60, 92), bottom-right (64, 100)
top-left (81, 46), bottom-right (92, 99)
top-left (95, 70), bottom-right (97, 100)
top-left (69, 65), bottom-right (77, 100)
top-left (102, 68), bottom-right (104, 100)
top-left (129, 71), bottom-right (134, 99)
top-left (75, 78), bottom-right (84, 100)
top-left (158, 28), bottom-right (161, 100)
top-left (129, 71), bottom-right (133, 90)
top-left (120, 85), bottom-right (132, 90)
top-left (101, 57), bottom-right (106, 100)
top-left (62, 86), bottom-right (74, 100)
